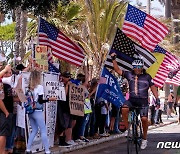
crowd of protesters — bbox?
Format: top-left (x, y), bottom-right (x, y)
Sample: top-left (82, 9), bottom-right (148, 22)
top-left (0, 56), bottom-right (179, 154)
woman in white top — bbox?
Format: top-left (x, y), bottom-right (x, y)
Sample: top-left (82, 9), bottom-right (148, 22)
top-left (25, 70), bottom-right (56, 154)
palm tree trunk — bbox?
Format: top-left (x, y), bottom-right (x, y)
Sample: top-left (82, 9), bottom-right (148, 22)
top-left (19, 10), bottom-right (27, 59)
top-left (14, 7), bottom-right (21, 58)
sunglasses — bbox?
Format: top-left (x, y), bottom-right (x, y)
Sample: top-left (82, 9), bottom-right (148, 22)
top-left (133, 65), bottom-right (143, 69)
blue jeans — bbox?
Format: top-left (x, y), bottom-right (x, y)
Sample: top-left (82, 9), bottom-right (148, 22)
top-left (78, 114), bottom-right (90, 137)
top-left (114, 109), bottom-right (120, 132)
top-left (27, 111), bottom-right (50, 152)
top-left (6, 114), bottom-right (17, 150)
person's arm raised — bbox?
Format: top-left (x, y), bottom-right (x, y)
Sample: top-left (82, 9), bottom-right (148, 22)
top-left (110, 53), bottom-right (123, 76)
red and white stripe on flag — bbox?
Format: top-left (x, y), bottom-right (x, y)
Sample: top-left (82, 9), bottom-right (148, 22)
top-left (122, 4), bottom-right (168, 51)
top-left (38, 18), bottom-right (85, 67)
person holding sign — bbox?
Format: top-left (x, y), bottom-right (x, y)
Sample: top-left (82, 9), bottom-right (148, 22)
top-left (111, 53), bottom-right (159, 150)
top-left (56, 71), bottom-right (76, 147)
top-left (25, 70), bottom-right (56, 154)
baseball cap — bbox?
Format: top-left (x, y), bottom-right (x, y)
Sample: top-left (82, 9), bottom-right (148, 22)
top-left (16, 64), bottom-right (26, 71)
top-left (61, 71), bottom-right (72, 78)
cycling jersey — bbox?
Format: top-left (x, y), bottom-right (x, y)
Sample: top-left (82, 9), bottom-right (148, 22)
top-left (122, 71), bottom-right (154, 99)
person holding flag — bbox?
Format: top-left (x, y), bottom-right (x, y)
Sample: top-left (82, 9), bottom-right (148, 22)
top-left (110, 52), bottom-right (160, 149)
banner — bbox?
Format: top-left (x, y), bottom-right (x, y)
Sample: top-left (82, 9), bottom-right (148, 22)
top-left (69, 84), bottom-right (85, 116)
top-left (96, 67), bottom-right (125, 108)
top-left (35, 45), bottom-right (48, 71)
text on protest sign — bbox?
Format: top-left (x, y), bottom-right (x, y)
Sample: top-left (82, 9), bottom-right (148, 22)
top-left (44, 81), bottom-right (66, 101)
top-left (69, 84), bottom-right (85, 116)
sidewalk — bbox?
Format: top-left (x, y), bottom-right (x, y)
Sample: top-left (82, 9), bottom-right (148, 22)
top-left (37, 114), bottom-right (178, 154)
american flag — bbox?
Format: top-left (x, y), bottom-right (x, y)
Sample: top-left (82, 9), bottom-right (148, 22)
top-left (48, 62), bottom-right (60, 73)
top-left (104, 28), bottom-right (156, 71)
top-left (38, 18), bottom-right (85, 67)
top-left (166, 70), bottom-right (180, 86)
top-left (152, 45), bottom-right (179, 87)
top-left (122, 4), bottom-right (168, 51)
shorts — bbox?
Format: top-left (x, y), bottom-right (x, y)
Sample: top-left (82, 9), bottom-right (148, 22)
top-left (56, 103), bottom-right (72, 134)
top-left (168, 102), bottom-right (173, 109)
top-left (111, 104), bottom-right (119, 117)
top-left (0, 113), bottom-right (13, 136)
top-left (123, 98), bottom-right (149, 117)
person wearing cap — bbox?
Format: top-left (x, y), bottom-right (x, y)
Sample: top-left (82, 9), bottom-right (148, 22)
top-left (56, 71), bottom-right (77, 147)
top-left (110, 52), bottom-right (159, 149)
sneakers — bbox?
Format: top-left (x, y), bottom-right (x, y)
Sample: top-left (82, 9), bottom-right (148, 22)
top-left (76, 137), bottom-right (89, 143)
top-left (141, 139), bottom-right (148, 149)
top-left (58, 141), bottom-right (73, 148)
top-left (123, 130), bottom-right (128, 137)
top-left (66, 140), bottom-right (78, 145)
top-left (93, 133), bottom-right (101, 139)
top-left (25, 150), bottom-right (32, 154)
top-left (99, 133), bottom-right (110, 137)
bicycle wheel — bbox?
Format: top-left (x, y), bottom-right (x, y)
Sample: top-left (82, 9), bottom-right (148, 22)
top-left (127, 123), bottom-right (135, 154)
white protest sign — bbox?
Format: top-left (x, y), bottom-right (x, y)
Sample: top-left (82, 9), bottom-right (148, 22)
top-left (22, 72), bottom-right (31, 94)
top-left (42, 73), bottom-right (59, 147)
top-left (43, 73), bottom-right (66, 101)
top-left (69, 84), bottom-right (85, 116)
top-left (16, 104), bottom-right (25, 128)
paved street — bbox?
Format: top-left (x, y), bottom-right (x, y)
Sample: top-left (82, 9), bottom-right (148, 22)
top-left (61, 114), bottom-right (179, 154)
top-left (66, 122), bottom-right (180, 154)
top-left (35, 114), bottom-right (179, 154)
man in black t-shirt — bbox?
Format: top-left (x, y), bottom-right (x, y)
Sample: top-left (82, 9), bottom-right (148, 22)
top-left (111, 53), bottom-right (159, 150)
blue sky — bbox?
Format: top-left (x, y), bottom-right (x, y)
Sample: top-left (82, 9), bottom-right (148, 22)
top-left (130, 0), bottom-right (165, 16)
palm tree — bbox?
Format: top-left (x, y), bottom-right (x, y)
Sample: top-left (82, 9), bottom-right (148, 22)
top-left (26, 0), bottom-right (127, 78)
top-left (73, 0), bottom-right (127, 77)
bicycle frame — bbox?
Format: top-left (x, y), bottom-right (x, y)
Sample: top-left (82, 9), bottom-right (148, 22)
top-left (127, 107), bottom-right (143, 154)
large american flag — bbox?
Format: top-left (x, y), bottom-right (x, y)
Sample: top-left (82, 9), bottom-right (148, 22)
top-left (122, 4), bottom-right (168, 51)
top-left (152, 45), bottom-right (179, 87)
top-left (38, 18), bottom-right (85, 67)
top-left (104, 28), bottom-right (156, 71)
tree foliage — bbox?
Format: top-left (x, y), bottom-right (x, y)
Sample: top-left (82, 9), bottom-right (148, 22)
top-left (0, 23), bottom-right (15, 40)
top-left (0, 0), bottom-right (70, 16)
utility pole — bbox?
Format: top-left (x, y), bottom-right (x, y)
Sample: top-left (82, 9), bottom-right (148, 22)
top-left (147, 0), bottom-right (151, 15)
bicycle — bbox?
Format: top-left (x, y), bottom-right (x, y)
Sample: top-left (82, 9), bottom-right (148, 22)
top-left (127, 106), bottom-right (143, 154)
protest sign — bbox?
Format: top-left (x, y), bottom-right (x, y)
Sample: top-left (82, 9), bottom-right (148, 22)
top-left (69, 84), bottom-right (85, 116)
top-left (35, 45), bottom-right (48, 71)
top-left (42, 73), bottom-right (59, 147)
top-left (16, 104), bottom-right (26, 128)
top-left (43, 73), bottom-right (66, 101)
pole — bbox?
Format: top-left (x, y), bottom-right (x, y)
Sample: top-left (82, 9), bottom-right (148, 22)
top-left (147, 0), bottom-right (151, 15)
top-left (165, 0), bottom-right (171, 19)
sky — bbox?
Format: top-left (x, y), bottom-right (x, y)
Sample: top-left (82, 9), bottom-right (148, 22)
top-left (130, 0), bottom-right (165, 17)
top-left (1, 0), bottom-right (165, 26)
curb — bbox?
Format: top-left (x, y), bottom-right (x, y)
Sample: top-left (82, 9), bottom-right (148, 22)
top-left (50, 120), bottom-right (178, 154)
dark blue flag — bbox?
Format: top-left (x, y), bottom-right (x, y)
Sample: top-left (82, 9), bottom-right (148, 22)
top-left (96, 67), bottom-right (125, 108)
top-left (48, 62), bottom-right (59, 73)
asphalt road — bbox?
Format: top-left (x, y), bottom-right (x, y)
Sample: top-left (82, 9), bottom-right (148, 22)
top-left (66, 123), bottom-right (180, 154)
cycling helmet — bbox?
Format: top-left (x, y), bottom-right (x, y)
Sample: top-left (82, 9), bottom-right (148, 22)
top-left (132, 57), bottom-right (144, 66)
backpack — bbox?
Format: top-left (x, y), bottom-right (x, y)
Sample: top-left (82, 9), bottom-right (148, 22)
top-left (24, 89), bottom-right (36, 114)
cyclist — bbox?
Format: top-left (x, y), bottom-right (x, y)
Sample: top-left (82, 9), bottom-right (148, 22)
top-left (111, 52), bottom-right (159, 149)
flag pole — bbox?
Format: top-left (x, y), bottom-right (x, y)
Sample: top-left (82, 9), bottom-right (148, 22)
top-left (94, 27), bottom-right (118, 100)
